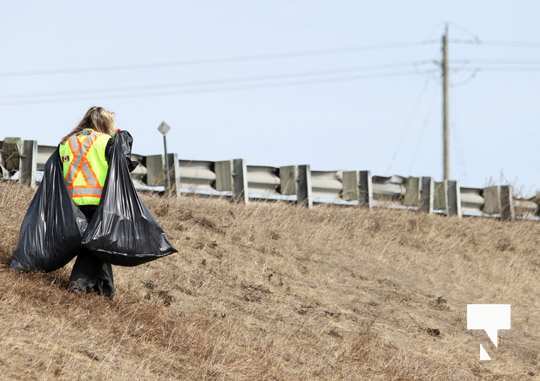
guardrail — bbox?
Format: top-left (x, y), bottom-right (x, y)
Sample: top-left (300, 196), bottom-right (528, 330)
top-left (1, 137), bottom-right (538, 221)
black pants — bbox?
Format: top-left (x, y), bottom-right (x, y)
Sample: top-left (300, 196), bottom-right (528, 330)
top-left (68, 205), bottom-right (115, 298)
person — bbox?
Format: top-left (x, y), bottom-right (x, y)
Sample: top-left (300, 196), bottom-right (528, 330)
top-left (59, 106), bottom-right (136, 298)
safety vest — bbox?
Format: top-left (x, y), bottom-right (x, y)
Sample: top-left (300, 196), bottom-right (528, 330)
top-left (59, 129), bottom-right (111, 206)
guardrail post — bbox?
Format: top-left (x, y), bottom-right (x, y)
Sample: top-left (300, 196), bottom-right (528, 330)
top-left (359, 170), bottom-right (373, 208)
top-left (297, 165), bottom-right (312, 208)
top-left (232, 159), bottom-right (248, 203)
top-left (420, 177), bottom-right (434, 214)
top-left (447, 180), bottom-right (462, 217)
top-left (434, 181), bottom-right (448, 212)
top-left (483, 186), bottom-right (501, 215)
top-left (500, 185), bottom-right (515, 221)
top-left (20, 140), bottom-right (37, 188)
top-left (279, 165), bottom-right (298, 195)
top-left (145, 154), bottom-right (164, 186)
top-left (166, 153), bottom-right (180, 197)
top-left (215, 160), bottom-right (233, 192)
top-left (403, 177), bottom-right (421, 207)
top-left (342, 170), bottom-right (359, 201)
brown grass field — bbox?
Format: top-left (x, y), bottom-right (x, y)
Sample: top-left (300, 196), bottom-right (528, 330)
top-left (0, 181), bottom-right (539, 380)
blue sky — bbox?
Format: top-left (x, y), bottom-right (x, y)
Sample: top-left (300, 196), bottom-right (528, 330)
top-left (1, 1), bottom-right (538, 194)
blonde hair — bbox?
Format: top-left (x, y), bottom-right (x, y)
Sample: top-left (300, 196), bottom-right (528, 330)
top-left (61, 106), bottom-right (116, 143)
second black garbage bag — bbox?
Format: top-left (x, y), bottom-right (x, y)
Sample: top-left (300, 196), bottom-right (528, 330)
top-left (81, 131), bottom-right (177, 266)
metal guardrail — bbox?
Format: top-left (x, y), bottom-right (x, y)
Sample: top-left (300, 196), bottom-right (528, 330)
top-left (514, 198), bottom-right (538, 217)
top-left (179, 160), bottom-right (218, 194)
top-left (1, 137), bottom-right (538, 221)
top-left (460, 187), bottom-right (484, 215)
top-left (247, 165), bottom-right (281, 198)
top-left (37, 145), bottom-right (56, 171)
top-left (311, 170), bottom-right (342, 202)
top-left (372, 175), bottom-right (406, 201)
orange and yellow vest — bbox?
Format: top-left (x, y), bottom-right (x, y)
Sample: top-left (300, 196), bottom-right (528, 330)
top-left (59, 129), bottom-right (111, 206)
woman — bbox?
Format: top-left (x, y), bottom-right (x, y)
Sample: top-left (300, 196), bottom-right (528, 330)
top-left (59, 106), bottom-right (136, 298)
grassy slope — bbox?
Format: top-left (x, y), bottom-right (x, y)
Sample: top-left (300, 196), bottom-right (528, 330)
top-left (0, 182), bottom-right (539, 380)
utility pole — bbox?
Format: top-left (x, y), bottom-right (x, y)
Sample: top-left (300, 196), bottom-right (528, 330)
top-left (441, 24), bottom-right (450, 181)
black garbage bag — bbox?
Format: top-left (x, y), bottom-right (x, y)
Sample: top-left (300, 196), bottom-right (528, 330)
top-left (11, 130), bottom-right (176, 271)
top-left (81, 131), bottom-right (177, 266)
top-left (10, 151), bottom-right (88, 272)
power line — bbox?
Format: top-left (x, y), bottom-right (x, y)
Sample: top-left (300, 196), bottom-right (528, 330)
top-left (0, 69), bottom-right (437, 106)
top-left (451, 66), bottom-right (540, 73)
top-left (451, 59), bottom-right (540, 66)
top-left (0, 41), bottom-right (437, 78)
top-left (0, 61), bottom-right (433, 100)
top-left (450, 68), bottom-right (479, 87)
top-left (446, 59), bottom-right (540, 78)
top-left (407, 94), bottom-right (435, 174)
top-left (445, 22), bottom-right (481, 44)
top-left (474, 67), bottom-right (540, 72)
top-left (451, 120), bottom-right (468, 183)
top-left (385, 76), bottom-right (432, 173)
top-left (451, 39), bottom-right (540, 48)
top-left (444, 59), bottom-right (540, 83)
top-left (477, 40), bottom-right (540, 48)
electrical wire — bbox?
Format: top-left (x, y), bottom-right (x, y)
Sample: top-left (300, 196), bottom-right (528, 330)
top-left (0, 41), bottom-right (437, 78)
top-left (0, 69), bottom-right (437, 106)
top-left (445, 22), bottom-right (481, 44)
top-left (451, 120), bottom-right (468, 183)
top-left (475, 40), bottom-right (540, 48)
top-left (473, 67), bottom-right (540, 72)
top-left (451, 66), bottom-right (540, 74)
top-left (407, 94), bottom-right (435, 174)
top-left (447, 59), bottom-right (540, 79)
top-left (450, 39), bottom-right (540, 48)
top-left (450, 59), bottom-right (540, 66)
top-left (385, 76), bottom-right (432, 173)
top-left (0, 61), bottom-right (434, 100)
top-left (450, 68), bottom-right (480, 87)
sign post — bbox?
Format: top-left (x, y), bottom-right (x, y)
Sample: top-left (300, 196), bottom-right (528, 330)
top-left (157, 121), bottom-right (171, 193)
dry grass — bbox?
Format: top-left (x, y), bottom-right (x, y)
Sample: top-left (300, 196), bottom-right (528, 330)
top-left (0, 181), bottom-right (539, 380)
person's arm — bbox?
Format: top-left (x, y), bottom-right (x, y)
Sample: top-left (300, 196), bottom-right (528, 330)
top-left (105, 130), bottom-right (139, 172)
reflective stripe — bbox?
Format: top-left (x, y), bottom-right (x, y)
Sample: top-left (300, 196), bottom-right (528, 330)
top-left (80, 162), bottom-right (98, 186)
top-left (65, 135), bottom-right (90, 184)
top-left (64, 137), bottom-right (82, 184)
top-left (69, 185), bottom-right (103, 200)
top-left (70, 187), bottom-right (103, 196)
top-left (64, 132), bottom-right (100, 189)
top-left (70, 187), bottom-right (103, 199)
top-left (60, 129), bottom-right (110, 205)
